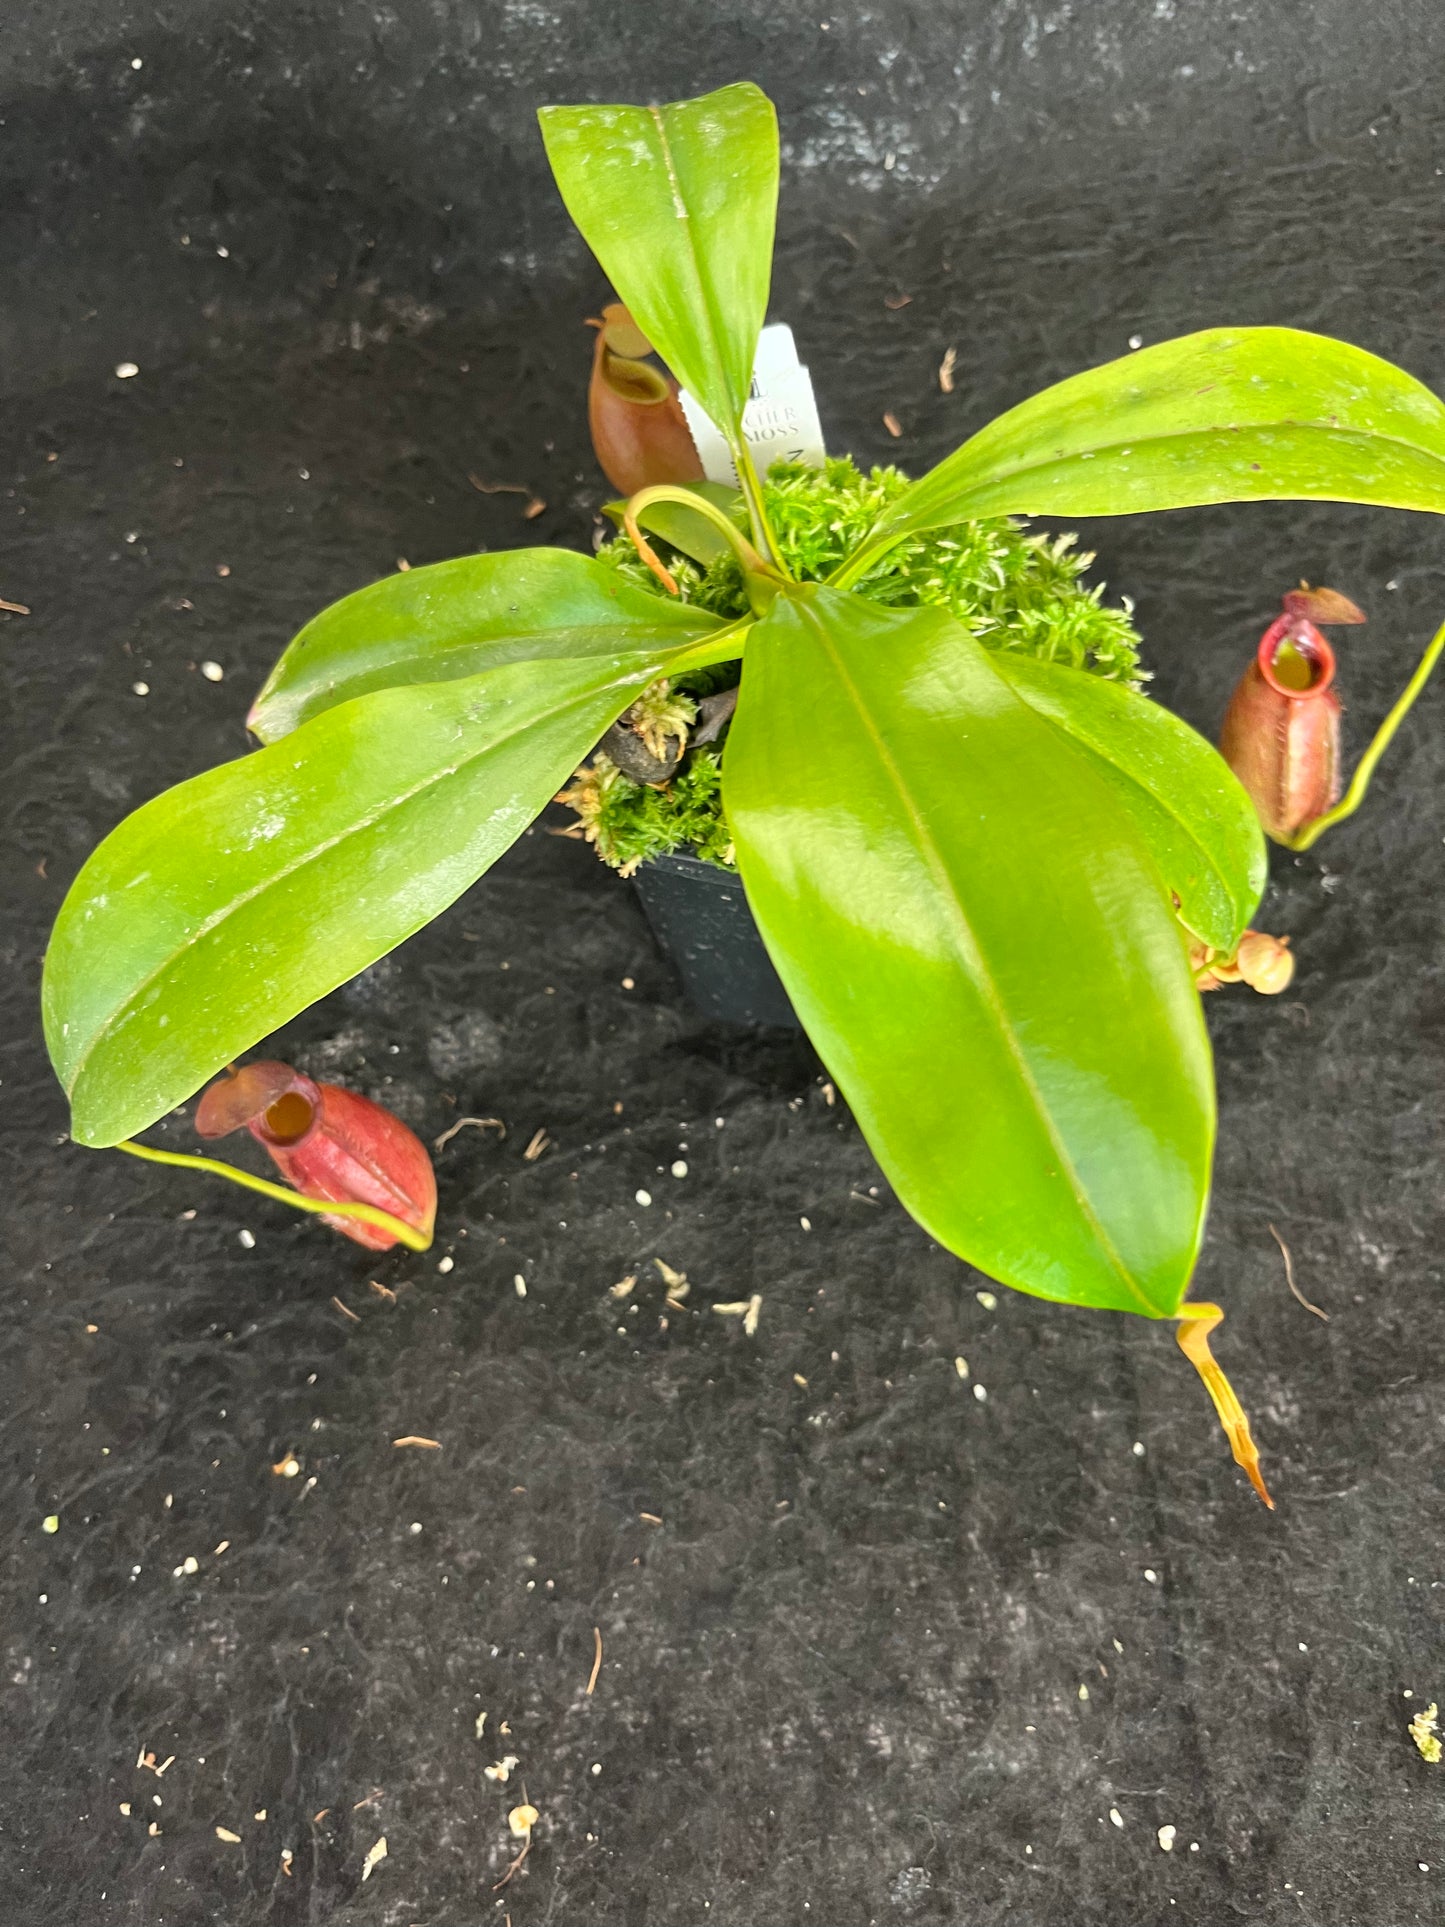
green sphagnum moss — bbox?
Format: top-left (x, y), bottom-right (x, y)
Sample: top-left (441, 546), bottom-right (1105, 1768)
top-left (562, 456), bottom-right (1145, 873)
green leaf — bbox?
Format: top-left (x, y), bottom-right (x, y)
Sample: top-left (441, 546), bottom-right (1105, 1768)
top-left (249, 548), bottom-right (729, 741)
top-left (538, 83), bottom-right (777, 444)
top-left (995, 654), bottom-right (1267, 951)
top-left (848, 328), bottom-right (1445, 570)
top-left (724, 585), bottom-right (1213, 1318)
top-left (602, 481), bottom-right (747, 566)
top-left (45, 653), bottom-right (667, 1147)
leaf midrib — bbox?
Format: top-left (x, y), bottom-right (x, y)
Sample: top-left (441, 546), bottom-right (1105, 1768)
top-left (795, 599), bottom-right (1158, 1316)
top-left (646, 102), bottom-right (740, 432)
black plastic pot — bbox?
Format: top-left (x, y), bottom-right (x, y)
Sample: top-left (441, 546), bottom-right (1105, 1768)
top-left (633, 851), bottom-right (800, 1028)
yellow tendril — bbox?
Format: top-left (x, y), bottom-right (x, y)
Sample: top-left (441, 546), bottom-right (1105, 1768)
top-left (1175, 1301), bottom-right (1274, 1508)
top-left (113, 1139), bottom-right (432, 1251)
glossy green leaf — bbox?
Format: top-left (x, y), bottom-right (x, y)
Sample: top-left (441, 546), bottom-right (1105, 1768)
top-left (724, 586), bottom-right (1213, 1317)
top-left (249, 548), bottom-right (729, 742)
top-left (848, 328), bottom-right (1445, 572)
top-left (45, 653), bottom-right (668, 1147)
top-left (602, 481), bottom-right (747, 567)
top-left (995, 654), bottom-right (1267, 951)
top-left (538, 84), bottom-right (777, 443)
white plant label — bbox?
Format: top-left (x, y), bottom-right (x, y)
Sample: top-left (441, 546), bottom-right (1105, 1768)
top-left (677, 323), bottom-right (827, 485)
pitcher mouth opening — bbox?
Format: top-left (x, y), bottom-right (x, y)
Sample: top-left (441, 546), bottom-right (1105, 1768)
top-left (1258, 618), bottom-right (1337, 700)
top-left (258, 1088), bottom-right (317, 1146)
top-left (194, 1060), bottom-right (322, 1147)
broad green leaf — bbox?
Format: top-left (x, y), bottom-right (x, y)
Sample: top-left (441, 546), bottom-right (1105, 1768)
top-left (995, 654), bottom-right (1266, 951)
top-left (45, 653), bottom-right (666, 1147)
top-left (249, 548), bottom-right (729, 741)
top-left (538, 84), bottom-right (777, 444)
top-left (602, 481), bottom-right (747, 566)
top-left (724, 586), bottom-right (1213, 1318)
top-left (849, 328), bottom-right (1445, 569)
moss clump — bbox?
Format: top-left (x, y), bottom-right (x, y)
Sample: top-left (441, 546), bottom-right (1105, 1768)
top-left (564, 455), bottom-right (1145, 872)
top-left (557, 744), bottom-right (733, 877)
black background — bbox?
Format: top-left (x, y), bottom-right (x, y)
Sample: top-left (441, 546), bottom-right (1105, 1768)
top-left (6, 4), bottom-right (1445, 1923)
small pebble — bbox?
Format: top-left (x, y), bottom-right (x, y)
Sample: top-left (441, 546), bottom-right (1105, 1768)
top-left (800, 1215), bottom-right (812, 1231)
top-left (972, 1383), bottom-right (987, 1402)
top-left (1128, 334), bottom-right (1144, 350)
top-left (130, 57), bottom-right (143, 69)
top-left (1109, 1807), bottom-right (1124, 1829)
top-left (200, 660), bottom-right (224, 682)
top-left (635, 1189), bottom-right (652, 1207)
top-left (437, 1255), bottom-right (454, 1274)
top-left (1158, 1825), bottom-right (1176, 1852)
top-left (42, 1515), bottom-right (59, 1534)
top-left (115, 361), bottom-right (140, 379)
top-left (132, 681), bottom-right (150, 696)
top-left (409, 1522), bottom-right (423, 1536)
top-left (1144, 1568), bottom-right (1159, 1584)
top-left (621, 976), bottom-right (635, 990)
top-left (976, 1290), bottom-right (997, 1310)
top-left (671, 1161), bottom-right (687, 1178)
top-left (238, 1228), bottom-right (255, 1249)
top-left (1132, 1440), bottom-right (1146, 1457)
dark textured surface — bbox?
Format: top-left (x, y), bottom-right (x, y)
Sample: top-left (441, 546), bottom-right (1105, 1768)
top-left (6, 4), bottom-right (1445, 1924)
top-left (634, 856), bottom-right (799, 1030)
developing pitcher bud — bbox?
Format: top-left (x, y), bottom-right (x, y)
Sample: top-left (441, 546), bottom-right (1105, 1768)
top-left (1191, 929), bottom-right (1295, 995)
top-left (1234, 929), bottom-right (1294, 994)
top-left (587, 304), bottom-right (703, 497)
top-left (1219, 585), bottom-right (1364, 843)
top-left (195, 1061), bottom-right (436, 1251)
